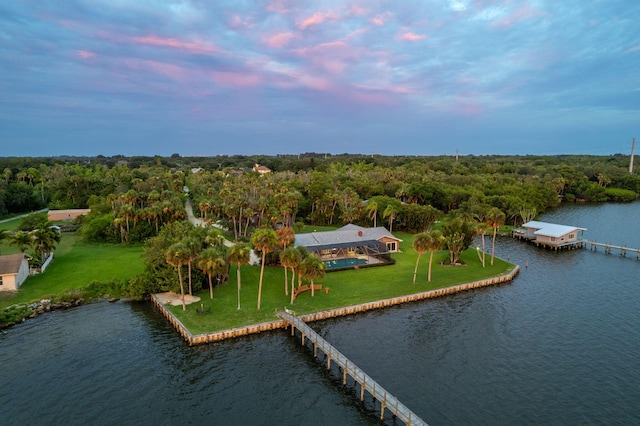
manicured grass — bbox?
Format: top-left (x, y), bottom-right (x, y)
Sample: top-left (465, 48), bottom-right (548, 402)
top-left (170, 233), bottom-right (515, 335)
top-left (0, 233), bottom-right (144, 309)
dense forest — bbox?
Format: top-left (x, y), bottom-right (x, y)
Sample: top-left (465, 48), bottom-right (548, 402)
top-left (2, 153), bottom-right (638, 298)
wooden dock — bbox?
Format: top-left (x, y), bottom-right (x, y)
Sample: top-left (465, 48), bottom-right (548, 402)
top-left (584, 241), bottom-right (640, 258)
top-left (278, 310), bottom-right (428, 426)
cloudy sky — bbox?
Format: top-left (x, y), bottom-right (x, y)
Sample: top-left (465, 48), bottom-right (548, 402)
top-left (1, 1), bottom-right (638, 157)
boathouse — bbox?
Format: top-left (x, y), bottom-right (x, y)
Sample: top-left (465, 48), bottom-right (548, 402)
top-left (0, 253), bottom-right (30, 291)
top-left (294, 224), bottom-right (402, 270)
top-left (514, 221), bottom-right (586, 249)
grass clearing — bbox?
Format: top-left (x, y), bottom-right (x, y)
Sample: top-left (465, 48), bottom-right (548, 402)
top-left (0, 233), bottom-right (144, 309)
top-left (170, 232), bottom-right (515, 335)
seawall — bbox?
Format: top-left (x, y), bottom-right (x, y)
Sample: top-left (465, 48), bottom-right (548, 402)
top-left (152, 265), bottom-right (520, 346)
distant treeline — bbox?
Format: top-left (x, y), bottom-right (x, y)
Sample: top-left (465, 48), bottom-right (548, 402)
top-left (1, 153), bottom-right (638, 229)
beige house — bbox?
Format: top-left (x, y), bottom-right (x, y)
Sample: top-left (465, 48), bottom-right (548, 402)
top-left (47, 209), bottom-right (91, 222)
top-left (252, 164), bottom-right (272, 175)
top-left (515, 221), bottom-right (587, 249)
top-left (0, 254), bottom-right (30, 291)
top-left (294, 224), bottom-right (402, 271)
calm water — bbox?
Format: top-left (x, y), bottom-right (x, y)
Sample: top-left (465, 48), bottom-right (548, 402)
top-left (2, 202), bottom-right (640, 425)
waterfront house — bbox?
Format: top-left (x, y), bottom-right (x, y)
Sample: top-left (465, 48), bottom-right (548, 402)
top-left (515, 221), bottom-right (586, 249)
top-left (294, 224), bottom-right (402, 270)
top-left (0, 253), bottom-right (30, 291)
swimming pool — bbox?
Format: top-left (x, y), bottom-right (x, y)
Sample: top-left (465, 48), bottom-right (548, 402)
top-left (323, 257), bottom-right (368, 270)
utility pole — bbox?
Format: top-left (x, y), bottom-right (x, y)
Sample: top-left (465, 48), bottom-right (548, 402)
top-left (455, 149), bottom-right (459, 162)
top-left (630, 138), bottom-right (636, 174)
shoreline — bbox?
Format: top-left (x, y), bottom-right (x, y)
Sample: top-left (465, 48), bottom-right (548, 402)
top-left (152, 265), bottom-right (520, 345)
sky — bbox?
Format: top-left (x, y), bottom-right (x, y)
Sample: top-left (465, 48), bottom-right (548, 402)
top-left (1, 1), bottom-right (638, 157)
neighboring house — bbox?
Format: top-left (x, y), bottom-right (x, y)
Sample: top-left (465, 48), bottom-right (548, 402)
top-left (252, 164), bottom-right (271, 175)
top-left (47, 209), bottom-right (91, 222)
top-left (515, 221), bottom-right (586, 249)
top-left (294, 224), bottom-right (402, 270)
top-left (0, 254), bottom-right (30, 291)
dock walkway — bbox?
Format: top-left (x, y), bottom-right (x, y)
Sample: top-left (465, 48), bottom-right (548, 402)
top-left (584, 240), bottom-right (640, 258)
top-left (278, 310), bottom-right (428, 426)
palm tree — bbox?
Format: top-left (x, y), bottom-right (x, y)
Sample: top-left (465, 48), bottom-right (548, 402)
top-left (165, 242), bottom-right (190, 311)
top-left (280, 246), bottom-right (301, 304)
top-left (276, 226), bottom-right (295, 296)
top-left (227, 243), bottom-right (251, 310)
top-left (197, 248), bottom-right (226, 299)
top-left (31, 227), bottom-right (61, 263)
top-left (486, 208), bottom-right (506, 266)
top-left (251, 228), bottom-right (278, 310)
top-left (365, 200), bottom-right (379, 227)
top-left (10, 231), bottom-right (33, 253)
top-left (383, 204), bottom-right (399, 233)
top-left (425, 230), bottom-right (444, 282)
top-left (475, 222), bottom-right (488, 267)
top-left (299, 253), bottom-right (326, 297)
top-left (412, 232), bottom-right (430, 284)
top-left (294, 246), bottom-right (309, 290)
top-left (182, 236), bottom-right (201, 296)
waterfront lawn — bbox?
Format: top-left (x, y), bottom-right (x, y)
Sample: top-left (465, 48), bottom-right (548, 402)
top-left (0, 233), bottom-right (144, 309)
top-left (172, 233), bottom-right (515, 335)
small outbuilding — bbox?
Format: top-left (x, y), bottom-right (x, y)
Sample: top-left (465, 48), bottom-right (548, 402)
top-left (0, 253), bottom-right (30, 291)
top-left (514, 221), bottom-right (586, 249)
top-left (47, 209), bottom-right (91, 222)
top-left (294, 224), bottom-right (402, 270)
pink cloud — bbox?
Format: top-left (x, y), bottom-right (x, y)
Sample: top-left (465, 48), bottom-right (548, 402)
top-left (297, 11), bottom-right (338, 30)
top-left (371, 16), bottom-right (385, 26)
top-left (228, 14), bottom-right (254, 29)
top-left (400, 32), bottom-right (428, 41)
top-left (263, 32), bottom-right (296, 49)
top-left (133, 35), bottom-right (218, 54)
top-left (349, 5), bottom-right (368, 16)
top-left (75, 50), bottom-right (96, 59)
top-left (267, 0), bottom-right (294, 14)
top-left (211, 71), bottom-right (261, 88)
top-left (492, 6), bottom-right (545, 28)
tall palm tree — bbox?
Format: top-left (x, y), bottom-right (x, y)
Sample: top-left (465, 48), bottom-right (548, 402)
top-left (276, 226), bottom-right (295, 295)
top-left (250, 228), bottom-right (278, 310)
top-left (383, 204), bottom-right (399, 233)
top-left (197, 247), bottom-right (226, 299)
top-left (366, 200), bottom-right (378, 227)
top-left (280, 246), bottom-right (301, 304)
top-left (486, 208), bottom-right (506, 266)
top-left (475, 222), bottom-right (488, 267)
top-left (300, 254), bottom-right (326, 297)
top-left (165, 242), bottom-right (190, 311)
top-left (227, 242), bottom-right (251, 310)
top-left (426, 230), bottom-right (444, 282)
top-left (412, 232), bottom-right (431, 284)
top-left (294, 246), bottom-right (309, 290)
top-left (182, 236), bottom-right (201, 295)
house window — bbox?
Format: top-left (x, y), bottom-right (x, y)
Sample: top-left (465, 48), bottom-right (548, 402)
top-left (0, 276), bottom-right (3, 287)
top-left (569, 233), bottom-right (575, 239)
top-left (550, 237), bottom-right (556, 242)
top-left (386, 242), bottom-right (396, 251)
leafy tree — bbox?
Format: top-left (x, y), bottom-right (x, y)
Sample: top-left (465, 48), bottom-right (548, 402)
top-left (17, 212), bottom-right (49, 231)
top-left (251, 228), bottom-right (278, 310)
top-left (425, 230), bottom-right (444, 282)
top-left (412, 233), bottom-right (430, 284)
top-left (442, 217), bottom-right (476, 265)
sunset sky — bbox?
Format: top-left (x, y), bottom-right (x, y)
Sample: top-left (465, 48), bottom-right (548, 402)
top-left (1, 1), bottom-right (638, 157)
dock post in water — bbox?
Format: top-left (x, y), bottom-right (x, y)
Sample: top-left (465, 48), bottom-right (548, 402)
top-left (278, 311), bottom-right (428, 426)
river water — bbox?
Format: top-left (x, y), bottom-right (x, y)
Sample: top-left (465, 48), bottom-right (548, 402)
top-left (2, 202), bottom-right (640, 425)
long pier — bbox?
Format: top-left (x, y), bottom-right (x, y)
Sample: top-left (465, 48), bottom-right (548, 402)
top-left (277, 310), bottom-right (428, 426)
top-left (584, 240), bottom-right (640, 258)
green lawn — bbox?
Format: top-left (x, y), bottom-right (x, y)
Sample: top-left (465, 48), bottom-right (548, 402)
top-left (0, 233), bottom-right (144, 309)
top-left (170, 232), bottom-right (515, 335)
